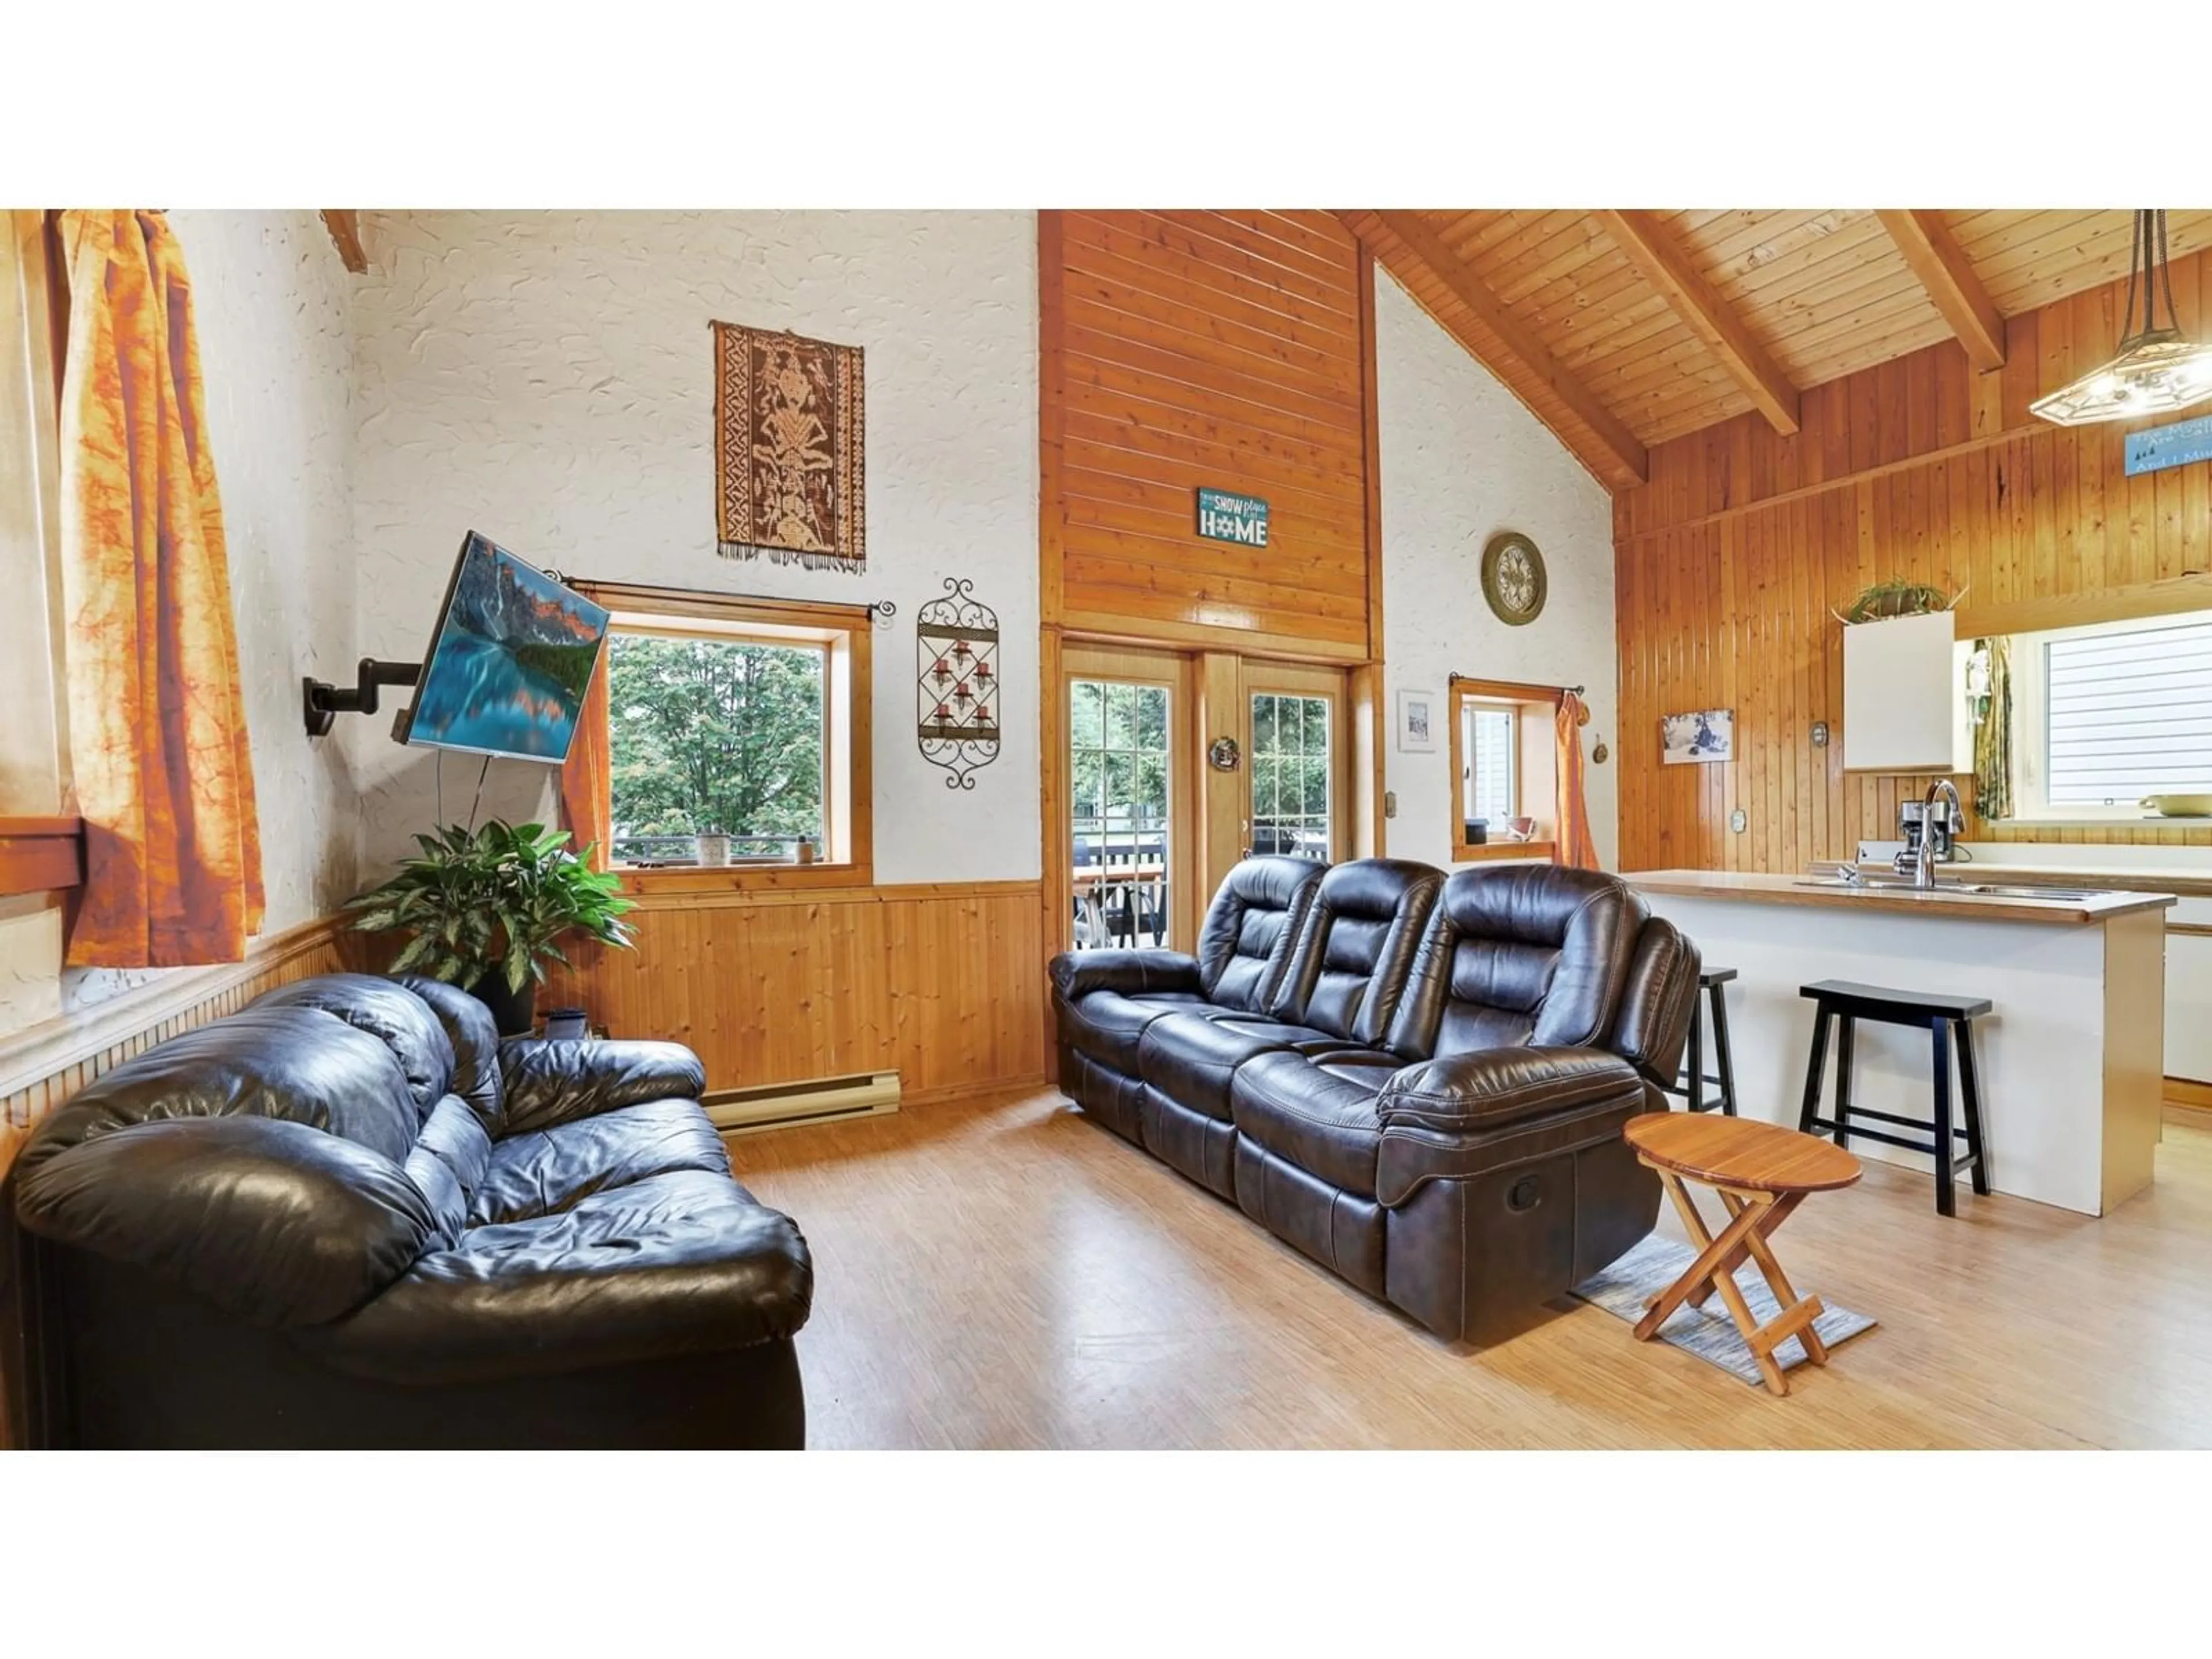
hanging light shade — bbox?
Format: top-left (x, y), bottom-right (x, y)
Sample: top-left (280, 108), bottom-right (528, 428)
top-left (2032, 209), bottom-right (2212, 427)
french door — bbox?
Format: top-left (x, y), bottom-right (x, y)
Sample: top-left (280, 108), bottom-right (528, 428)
top-left (1239, 661), bottom-right (1349, 866)
top-left (1052, 646), bottom-right (1354, 959)
top-left (1062, 644), bottom-right (1196, 955)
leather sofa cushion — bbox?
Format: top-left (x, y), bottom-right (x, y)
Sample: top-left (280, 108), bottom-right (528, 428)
top-left (1605, 917), bottom-right (1701, 1089)
top-left (1228, 1049), bottom-right (1400, 1197)
top-left (1194, 855), bottom-right (1321, 1013)
top-left (1209, 1017), bottom-right (1361, 1056)
top-left (1268, 858), bottom-right (1441, 1044)
top-left (17, 1006), bottom-right (428, 1169)
top-left (406, 1094), bottom-right (495, 1248)
top-left (296, 1168), bottom-right (813, 1387)
top-left (253, 975), bottom-right (457, 1123)
top-left (1137, 1011), bottom-right (1302, 1122)
top-left (470, 1099), bottom-right (734, 1228)
top-left (1387, 866), bottom-right (1645, 1060)
top-left (1060, 988), bottom-right (1209, 1072)
top-left (391, 974), bottom-right (505, 1134)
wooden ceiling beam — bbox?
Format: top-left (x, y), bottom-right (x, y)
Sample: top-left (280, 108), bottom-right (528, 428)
top-left (1875, 209), bottom-right (2006, 372)
top-left (320, 210), bottom-right (367, 275)
top-left (1345, 209), bottom-right (1646, 487)
top-left (1595, 209), bottom-right (1800, 435)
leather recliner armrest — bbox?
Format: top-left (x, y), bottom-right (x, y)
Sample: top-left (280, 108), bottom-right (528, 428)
top-left (1374, 1047), bottom-right (1653, 1209)
top-left (1047, 949), bottom-right (1202, 1002)
top-left (13, 1115), bottom-right (437, 1327)
top-left (1377, 1046), bottom-right (1646, 1134)
top-left (499, 1039), bottom-right (707, 1135)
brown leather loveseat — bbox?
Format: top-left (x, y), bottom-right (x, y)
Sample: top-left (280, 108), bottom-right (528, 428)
top-left (1049, 857), bottom-right (1700, 1342)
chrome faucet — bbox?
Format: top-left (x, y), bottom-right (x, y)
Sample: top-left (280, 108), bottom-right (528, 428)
top-left (1903, 779), bottom-right (1963, 889)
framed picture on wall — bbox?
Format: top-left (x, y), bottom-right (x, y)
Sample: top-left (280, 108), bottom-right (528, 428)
top-left (1396, 690), bottom-right (1439, 753)
top-left (1661, 709), bottom-right (1733, 764)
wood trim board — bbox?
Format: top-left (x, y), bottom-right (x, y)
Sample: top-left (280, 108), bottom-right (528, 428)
top-left (0, 816), bottom-right (82, 898)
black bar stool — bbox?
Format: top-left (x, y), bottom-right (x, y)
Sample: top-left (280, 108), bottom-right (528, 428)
top-left (1664, 967), bottom-right (1740, 1115)
top-left (1796, 979), bottom-right (1991, 1217)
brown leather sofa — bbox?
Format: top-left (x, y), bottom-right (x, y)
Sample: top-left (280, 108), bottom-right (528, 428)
top-left (1050, 857), bottom-right (1700, 1342)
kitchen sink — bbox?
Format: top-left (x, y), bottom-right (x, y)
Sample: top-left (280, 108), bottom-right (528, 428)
top-left (1792, 874), bottom-right (2106, 902)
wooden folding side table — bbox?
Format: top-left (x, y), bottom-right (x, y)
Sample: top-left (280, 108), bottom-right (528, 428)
top-left (1622, 1113), bottom-right (1862, 1397)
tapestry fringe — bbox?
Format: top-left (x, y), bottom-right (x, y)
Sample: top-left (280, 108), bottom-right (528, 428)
top-left (717, 541), bottom-right (866, 574)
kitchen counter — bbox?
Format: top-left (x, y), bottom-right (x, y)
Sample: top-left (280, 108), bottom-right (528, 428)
top-left (1630, 868), bottom-right (2175, 925)
top-left (1625, 869), bottom-right (2167, 1217)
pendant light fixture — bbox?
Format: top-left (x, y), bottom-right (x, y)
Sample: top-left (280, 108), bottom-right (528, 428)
top-left (2032, 209), bottom-right (2212, 427)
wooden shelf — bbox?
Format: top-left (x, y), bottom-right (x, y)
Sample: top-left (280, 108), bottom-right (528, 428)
top-left (0, 815), bottom-right (82, 899)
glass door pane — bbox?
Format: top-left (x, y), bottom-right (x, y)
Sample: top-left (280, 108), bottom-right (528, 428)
top-left (1248, 690), bottom-right (1334, 863)
top-left (1069, 670), bottom-right (1176, 953)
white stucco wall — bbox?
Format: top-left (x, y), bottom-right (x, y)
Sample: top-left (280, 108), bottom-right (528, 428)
top-left (346, 210), bottom-right (1041, 886)
top-left (52, 210), bottom-right (359, 1021)
top-left (1373, 268), bottom-right (1620, 870)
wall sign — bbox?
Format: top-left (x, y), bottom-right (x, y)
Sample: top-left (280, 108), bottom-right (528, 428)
top-left (1196, 487), bottom-right (1269, 547)
top-left (916, 578), bottom-right (1001, 790)
top-left (2124, 413), bottom-right (2212, 476)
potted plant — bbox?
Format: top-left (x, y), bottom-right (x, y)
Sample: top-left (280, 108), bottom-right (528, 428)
top-left (346, 820), bottom-right (637, 1036)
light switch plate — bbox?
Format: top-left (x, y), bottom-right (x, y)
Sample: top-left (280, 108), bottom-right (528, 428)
top-left (1383, 791), bottom-right (1397, 820)
top-left (1730, 808), bottom-right (1748, 834)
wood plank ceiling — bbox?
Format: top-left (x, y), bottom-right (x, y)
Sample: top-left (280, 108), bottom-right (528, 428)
top-left (1336, 209), bottom-right (2212, 490)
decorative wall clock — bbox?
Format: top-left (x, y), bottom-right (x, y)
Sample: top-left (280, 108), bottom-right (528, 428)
top-left (1480, 532), bottom-right (1547, 626)
top-left (916, 578), bottom-right (1001, 789)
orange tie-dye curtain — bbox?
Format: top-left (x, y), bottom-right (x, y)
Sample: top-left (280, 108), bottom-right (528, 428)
top-left (58, 210), bottom-right (264, 967)
top-left (1555, 692), bottom-right (1601, 872)
top-left (559, 646), bottom-right (612, 873)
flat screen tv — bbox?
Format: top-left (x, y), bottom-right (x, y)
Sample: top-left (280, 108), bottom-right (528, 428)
top-left (399, 531), bottom-right (609, 764)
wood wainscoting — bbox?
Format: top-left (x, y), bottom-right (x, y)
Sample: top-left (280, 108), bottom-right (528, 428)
top-left (537, 878), bottom-right (1050, 1107)
top-left (1615, 245), bottom-right (2212, 873)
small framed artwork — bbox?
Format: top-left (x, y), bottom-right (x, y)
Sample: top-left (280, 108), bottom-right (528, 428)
top-left (1661, 709), bottom-right (1734, 765)
top-left (1397, 690), bottom-right (1439, 753)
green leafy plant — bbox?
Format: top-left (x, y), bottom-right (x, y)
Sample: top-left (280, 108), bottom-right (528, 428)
top-left (346, 821), bottom-right (636, 994)
top-left (1836, 579), bottom-right (1963, 623)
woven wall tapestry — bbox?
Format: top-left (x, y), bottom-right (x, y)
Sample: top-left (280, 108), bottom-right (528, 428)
top-left (713, 321), bottom-right (866, 571)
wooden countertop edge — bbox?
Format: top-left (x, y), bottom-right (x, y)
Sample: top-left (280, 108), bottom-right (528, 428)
top-left (1624, 870), bottom-right (2176, 925)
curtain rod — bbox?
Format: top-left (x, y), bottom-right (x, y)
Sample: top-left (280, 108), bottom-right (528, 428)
top-left (1448, 673), bottom-right (1585, 697)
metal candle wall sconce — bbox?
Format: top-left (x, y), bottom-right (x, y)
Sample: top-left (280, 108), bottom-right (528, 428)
top-left (915, 578), bottom-right (1001, 789)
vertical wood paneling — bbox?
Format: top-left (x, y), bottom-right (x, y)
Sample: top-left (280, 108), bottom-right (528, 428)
top-left (1044, 210), bottom-right (1373, 656)
top-left (537, 882), bottom-right (1049, 1104)
top-left (1615, 247), bottom-right (2212, 870)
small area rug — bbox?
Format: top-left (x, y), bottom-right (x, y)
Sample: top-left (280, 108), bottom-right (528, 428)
top-left (1571, 1233), bottom-right (1877, 1388)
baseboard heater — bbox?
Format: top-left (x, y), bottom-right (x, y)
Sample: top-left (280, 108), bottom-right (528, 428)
top-left (701, 1070), bottom-right (902, 1136)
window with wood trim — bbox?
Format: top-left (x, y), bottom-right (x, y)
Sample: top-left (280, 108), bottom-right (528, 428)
top-left (577, 584), bottom-right (872, 884)
top-left (2010, 609), bottom-right (2212, 820)
top-left (1448, 679), bottom-right (1562, 863)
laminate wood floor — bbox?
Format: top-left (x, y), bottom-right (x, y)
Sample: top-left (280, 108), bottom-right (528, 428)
top-left (733, 1091), bottom-right (2212, 1449)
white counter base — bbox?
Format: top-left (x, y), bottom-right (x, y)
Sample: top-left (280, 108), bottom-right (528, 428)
top-left (1643, 892), bottom-right (2164, 1217)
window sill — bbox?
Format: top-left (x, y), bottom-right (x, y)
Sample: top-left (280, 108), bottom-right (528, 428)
top-left (612, 861), bottom-right (875, 901)
top-left (0, 815), bottom-right (85, 898)
top-left (1988, 816), bottom-right (2205, 830)
top-left (1452, 839), bottom-right (1556, 864)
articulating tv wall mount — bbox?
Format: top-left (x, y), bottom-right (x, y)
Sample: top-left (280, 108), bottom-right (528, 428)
top-left (303, 659), bottom-right (424, 737)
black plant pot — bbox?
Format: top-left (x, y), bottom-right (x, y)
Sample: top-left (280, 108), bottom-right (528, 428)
top-left (468, 971), bottom-right (539, 1038)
